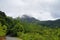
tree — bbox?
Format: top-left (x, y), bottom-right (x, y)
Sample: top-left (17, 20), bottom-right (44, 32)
top-left (11, 23), bottom-right (24, 36)
top-left (0, 23), bottom-right (7, 36)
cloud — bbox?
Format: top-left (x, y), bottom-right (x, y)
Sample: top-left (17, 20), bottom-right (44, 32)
top-left (0, 0), bottom-right (59, 20)
top-left (50, 0), bottom-right (60, 18)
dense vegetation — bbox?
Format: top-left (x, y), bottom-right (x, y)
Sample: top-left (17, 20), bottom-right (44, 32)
top-left (0, 11), bottom-right (59, 40)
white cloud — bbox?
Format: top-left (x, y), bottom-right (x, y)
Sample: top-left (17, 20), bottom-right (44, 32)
top-left (25, 11), bottom-right (55, 21)
top-left (0, 0), bottom-right (59, 20)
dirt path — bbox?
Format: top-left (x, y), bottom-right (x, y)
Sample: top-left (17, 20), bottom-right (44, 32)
top-left (6, 36), bottom-right (22, 40)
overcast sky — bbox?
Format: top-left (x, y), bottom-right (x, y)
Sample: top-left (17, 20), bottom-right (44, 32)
top-left (0, 0), bottom-right (60, 21)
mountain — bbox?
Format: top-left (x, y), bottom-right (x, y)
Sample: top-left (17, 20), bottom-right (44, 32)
top-left (21, 15), bottom-right (39, 23)
top-left (21, 15), bottom-right (60, 27)
top-left (0, 11), bottom-right (60, 28)
top-left (0, 11), bottom-right (59, 37)
top-left (38, 19), bottom-right (60, 27)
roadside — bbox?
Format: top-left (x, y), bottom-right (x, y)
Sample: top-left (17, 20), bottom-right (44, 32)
top-left (6, 36), bottom-right (22, 40)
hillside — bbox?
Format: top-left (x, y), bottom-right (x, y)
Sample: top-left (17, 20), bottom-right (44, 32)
top-left (0, 11), bottom-right (59, 40)
top-left (21, 15), bottom-right (60, 27)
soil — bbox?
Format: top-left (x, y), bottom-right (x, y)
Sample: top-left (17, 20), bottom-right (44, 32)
top-left (0, 37), bottom-right (6, 40)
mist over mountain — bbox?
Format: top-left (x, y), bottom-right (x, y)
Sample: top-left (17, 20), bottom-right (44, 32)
top-left (0, 0), bottom-right (60, 39)
top-left (21, 15), bottom-right (39, 23)
top-left (0, 0), bottom-right (60, 21)
top-left (0, 10), bottom-right (60, 28)
top-left (20, 14), bottom-right (60, 27)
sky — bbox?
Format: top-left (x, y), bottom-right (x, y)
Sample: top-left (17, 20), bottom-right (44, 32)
top-left (0, 0), bottom-right (60, 21)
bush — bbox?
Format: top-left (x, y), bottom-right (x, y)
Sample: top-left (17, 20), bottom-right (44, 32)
top-left (0, 23), bottom-right (7, 36)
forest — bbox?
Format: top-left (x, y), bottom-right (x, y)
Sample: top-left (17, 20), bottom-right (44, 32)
top-left (0, 11), bottom-right (59, 40)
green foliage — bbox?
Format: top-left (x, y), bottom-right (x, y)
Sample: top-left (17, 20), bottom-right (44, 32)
top-left (0, 11), bottom-right (59, 40)
top-left (11, 23), bottom-right (24, 36)
top-left (0, 23), bottom-right (7, 36)
top-left (0, 11), bottom-right (6, 18)
top-left (17, 32), bottom-right (59, 40)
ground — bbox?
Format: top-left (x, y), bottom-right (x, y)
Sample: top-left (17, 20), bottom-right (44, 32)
top-left (6, 36), bottom-right (22, 40)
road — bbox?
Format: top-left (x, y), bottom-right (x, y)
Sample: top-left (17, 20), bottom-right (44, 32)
top-left (6, 36), bottom-right (22, 40)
